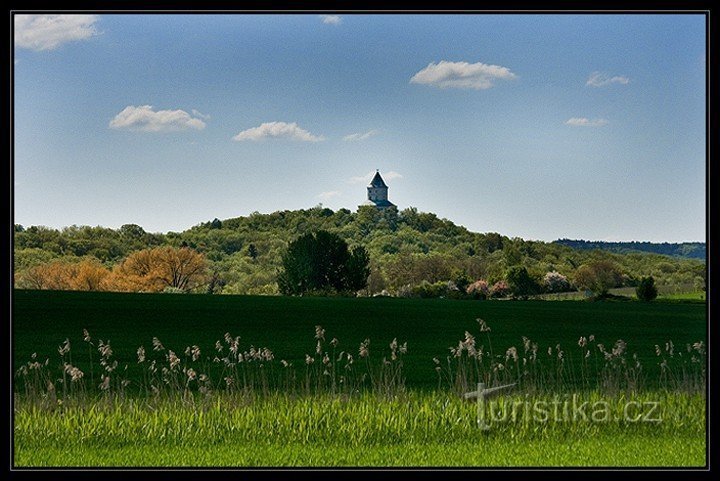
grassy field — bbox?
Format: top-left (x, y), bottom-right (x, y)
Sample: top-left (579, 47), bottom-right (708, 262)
top-left (13, 290), bottom-right (706, 390)
top-left (12, 290), bottom-right (707, 467)
top-left (14, 391), bottom-right (706, 467)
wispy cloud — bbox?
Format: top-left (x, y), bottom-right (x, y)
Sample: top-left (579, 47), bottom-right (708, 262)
top-left (109, 105), bottom-right (207, 132)
top-left (14, 14), bottom-right (99, 51)
top-left (318, 191), bottom-right (341, 201)
top-left (232, 121), bottom-right (324, 142)
top-left (319, 15), bottom-right (342, 25)
top-left (586, 71), bottom-right (630, 87)
top-left (349, 171), bottom-right (403, 184)
top-left (191, 109), bottom-right (211, 120)
top-left (410, 60), bottom-right (517, 90)
top-left (565, 117), bottom-right (609, 127)
top-left (343, 130), bottom-right (379, 142)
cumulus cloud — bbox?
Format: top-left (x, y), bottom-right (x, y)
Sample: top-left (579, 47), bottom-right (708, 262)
top-left (14, 14), bottom-right (99, 51)
top-left (343, 130), bottom-right (379, 142)
top-left (191, 109), bottom-right (211, 120)
top-left (565, 117), bottom-right (608, 127)
top-left (109, 105), bottom-right (207, 132)
top-left (232, 121), bottom-right (324, 142)
top-left (586, 71), bottom-right (630, 87)
top-left (319, 15), bottom-right (342, 25)
top-left (349, 170), bottom-right (403, 184)
top-left (318, 191), bottom-right (341, 201)
top-left (410, 60), bottom-right (517, 90)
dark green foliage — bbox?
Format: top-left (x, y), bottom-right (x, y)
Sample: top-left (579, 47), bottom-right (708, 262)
top-left (247, 243), bottom-right (258, 260)
top-left (278, 230), bottom-right (369, 295)
top-left (506, 266), bottom-right (540, 297)
top-left (636, 276), bottom-right (658, 301)
top-left (346, 246), bottom-right (371, 292)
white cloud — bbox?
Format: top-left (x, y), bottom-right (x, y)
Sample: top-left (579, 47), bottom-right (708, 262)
top-left (109, 105), bottom-right (207, 132)
top-left (319, 15), bottom-right (342, 25)
top-left (410, 60), bottom-right (517, 90)
top-left (191, 109), bottom-right (211, 120)
top-left (565, 117), bottom-right (609, 127)
top-left (232, 121), bottom-right (324, 142)
top-left (586, 71), bottom-right (630, 87)
top-left (343, 130), bottom-right (379, 142)
top-left (349, 170), bottom-right (403, 184)
top-left (14, 14), bottom-right (99, 51)
top-left (318, 191), bottom-right (341, 201)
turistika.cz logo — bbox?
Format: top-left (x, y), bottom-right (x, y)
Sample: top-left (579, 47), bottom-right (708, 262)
top-left (464, 383), bottom-right (662, 430)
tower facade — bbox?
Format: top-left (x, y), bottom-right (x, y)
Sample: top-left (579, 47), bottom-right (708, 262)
top-left (361, 170), bottom-right (396, 210)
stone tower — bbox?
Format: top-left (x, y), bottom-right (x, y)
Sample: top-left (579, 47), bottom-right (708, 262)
top-left (361, 170), bottom-right (396, 210)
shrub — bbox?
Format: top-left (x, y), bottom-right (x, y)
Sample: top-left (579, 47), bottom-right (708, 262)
top-left (466, 280), bottom-right (489, 300)
top-left (490, 280), bottom-right (510, 298)
top-left (543, 271), bottom-right (570, 293)
top-left (636, 276), bottom-right (658, 301)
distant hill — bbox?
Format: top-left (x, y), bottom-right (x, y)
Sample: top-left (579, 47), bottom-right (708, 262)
top-left (553, 239), bottom-right (706, 260)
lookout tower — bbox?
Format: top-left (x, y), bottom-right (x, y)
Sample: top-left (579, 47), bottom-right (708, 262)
top-left (361, 170), bottom-right (396, 210)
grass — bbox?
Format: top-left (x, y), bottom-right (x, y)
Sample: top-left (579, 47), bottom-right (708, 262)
top-left (13, 290), bottom-right (706, 390)
top-left (16, 438), bottom-right (705, 467)
top-left (14, 391), bottom-right (706, 467)
top-left (12, 290), bottom-right (708, 467)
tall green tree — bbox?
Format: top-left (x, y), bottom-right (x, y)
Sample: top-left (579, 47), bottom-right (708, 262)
top-left (278, 230), bottom-right (369, 295)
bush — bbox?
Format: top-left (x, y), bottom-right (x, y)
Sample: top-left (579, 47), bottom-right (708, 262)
top-left (466, 280), bottom-right (489, 300)
top-left (542, 271), bottom-right (570, 293)
top-left (490, 280), bottom-right (510, 298)
top-left (636, 276), bottom-right (658, 301)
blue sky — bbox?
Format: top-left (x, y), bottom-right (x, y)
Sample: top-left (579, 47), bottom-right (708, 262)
top-left (14, 14), bottom-right (706, 242)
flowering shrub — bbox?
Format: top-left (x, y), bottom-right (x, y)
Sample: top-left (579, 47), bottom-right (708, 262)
top-left (543, 271), bottom-right (570, 293)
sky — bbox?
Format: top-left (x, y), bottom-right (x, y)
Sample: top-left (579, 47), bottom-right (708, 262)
top-left (13, 14), bottom-right (706, 242)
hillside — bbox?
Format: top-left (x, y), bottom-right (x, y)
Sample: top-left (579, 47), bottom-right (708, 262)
top-left (554, 239), bottom-right (706, 260)
top-left (14, 206), bottom-right (706, 296)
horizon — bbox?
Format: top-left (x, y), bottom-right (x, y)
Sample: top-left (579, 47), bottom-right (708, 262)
top-left (13, 14), bottom-right (706, 243)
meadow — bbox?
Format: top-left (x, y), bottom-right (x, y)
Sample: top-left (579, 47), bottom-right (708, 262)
top-left (12, 290), bottom-right (707, 467)
top-left (15, 391), bottom-right (705, 467)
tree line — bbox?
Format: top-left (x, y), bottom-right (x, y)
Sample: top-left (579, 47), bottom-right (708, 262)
top-left (14, 206), bottom-right (706, 297)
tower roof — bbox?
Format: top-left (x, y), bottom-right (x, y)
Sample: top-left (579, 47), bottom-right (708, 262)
top-left (368, 170), bottom-right (388, 188)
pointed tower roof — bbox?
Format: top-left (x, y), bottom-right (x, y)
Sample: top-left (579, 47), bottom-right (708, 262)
top-left (368, 170), bottom-right (388, 188)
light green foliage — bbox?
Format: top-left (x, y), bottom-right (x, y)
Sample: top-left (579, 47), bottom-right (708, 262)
top-left (14, 208), bottom-right (705, 296)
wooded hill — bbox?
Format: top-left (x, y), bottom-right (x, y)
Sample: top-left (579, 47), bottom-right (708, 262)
top-left (14, 206), bottom-right (705, 296)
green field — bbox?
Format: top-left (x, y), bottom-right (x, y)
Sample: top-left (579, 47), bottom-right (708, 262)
top-left (12, 290), bottom-right (707, 467)
top-left (14, 391), bottom-right (706, 467)
top-left (13, 290), bottom-right (706, 389)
